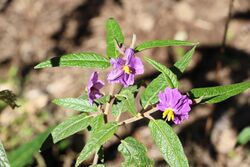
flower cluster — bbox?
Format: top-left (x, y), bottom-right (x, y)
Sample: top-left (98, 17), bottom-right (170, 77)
top-left (87, 35), bottom-right (192, 125)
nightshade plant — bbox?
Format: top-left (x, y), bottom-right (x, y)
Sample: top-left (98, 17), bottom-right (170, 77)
top-left (33, 18), bottom-right (250, 167)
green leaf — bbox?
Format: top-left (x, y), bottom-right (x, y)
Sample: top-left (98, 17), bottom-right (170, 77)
top-left (140, 74), bottom-right (167, 109)
top-left (106, 18), bottom-right (124, 58)
top-left (135, 40), bottom-right (197, 52)
top-left (149, 120), bottom-right (189, 167)
top-left (118, 137), bottom-right (154, 167)
top-left (95, 95), bottom-right (111, 105)
top-left (189, 81), bottom-right (250, 103)
top-left (116, 89), bottom-right (138, 116)
top-left (8, 127), bottom-right (53, 167)
top-left (75, 122), bottom-right (118, 167)
top-left (171, 46), bottom-right (196, 78)
top-left (112, 101), bottom-right (127, 116)
top-left (0, 140), bottom-right (10, 167)
top-left (237, 126), bottom-right (250, 145)
top-left (52, 113), bottom-right (93, 143)
top-left (119, 85), bottom-right (138, 95)
top-left (144, 57), bottom-right (178, 88)
top-left (90, 114), bottom-right (105, 134)
top-left (53, 98), bottom-right (97, 112)
top-left (34, 52), bottom-right (110, 69)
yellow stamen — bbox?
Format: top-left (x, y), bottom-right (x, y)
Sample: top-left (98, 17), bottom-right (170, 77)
top-left (162, 108), bottom-right (175, 121)
top-left (123, 65), bottom-right (132, 74)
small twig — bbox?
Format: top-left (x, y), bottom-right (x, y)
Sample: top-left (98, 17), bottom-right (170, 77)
top-left (118, 107), bottom-right (157, 126)
top-left (92, 152), bottom-right (99, 165)
top-left (104, 84), bottom-right (115, 115)
top-left (130, 34), bottom-right (136, 49)
top-left (221, 0), bottom-right (234, 53)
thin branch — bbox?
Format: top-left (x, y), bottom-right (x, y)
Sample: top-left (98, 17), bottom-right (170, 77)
top-left (221, 0), bottom-right (235, 53)
top-left (118, 107), bottom-right (157, 126)
top-left (130, 34), bottom-right (136, 49)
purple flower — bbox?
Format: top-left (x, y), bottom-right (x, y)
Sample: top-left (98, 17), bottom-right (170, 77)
top-left (107, 48), bottom-right (144, 87)
top-left (88, 72), bottom-right (104, 104)
top-left (157, 88), bottom-right (192, 124)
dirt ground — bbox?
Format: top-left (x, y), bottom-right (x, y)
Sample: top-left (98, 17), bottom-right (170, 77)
top-left (0, 0), bottom-right (250, 166)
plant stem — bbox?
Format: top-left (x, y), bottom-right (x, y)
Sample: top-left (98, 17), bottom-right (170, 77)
top-left (104, 84), bottom-right (115, 115)
top-left (92, 152), bottom-right (98, 165)
top-left (118, 107), bottom-right (157, 125)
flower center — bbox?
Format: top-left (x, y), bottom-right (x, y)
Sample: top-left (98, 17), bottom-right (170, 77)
top-left (162, 108), bottom-right (175, 121)
top-left (123, 65), bottom-right (132, 74)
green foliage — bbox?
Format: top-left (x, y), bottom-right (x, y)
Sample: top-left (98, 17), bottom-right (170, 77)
top-left (95, 95), bottom-right (111, 105)
top-left (0, 90), bottom-right (18, 109)
top-left (237, 126), bottom-right (250, 145)
top-left (189, 81), bottom-right (250, 103)
top-left (0, 140), bottom-right (10, 167)
top-left (118, 137), bottom-right (154, 167)
top-left (144, 57), bottom-right (178, 88)
top-left (116, 89), bottom-right (137, 116)
top-left (90, 114), bottom-right (105, 134)
top-left (106, 18), bottom-right (124, 58)
top-left (172, 46), bottom-right (196, 78)
top-left (53, 98), bottom-right (98, 112)
top-left (8, 127), bottom-right (53, 167)
top-left (135, 40), bottom-right (197, 52)
top-left (34, 52), bottom-right (110, 69)
top-left (51, 113), bottom-right (93, 143)
top-left (112, 100), bottom-right (127, 116)
top-left (149, 120), bottom-right (189, 167)
top-left (140, 74), bottom-right (166, 109)
top-left (75, 122), bottom-right (118, 166)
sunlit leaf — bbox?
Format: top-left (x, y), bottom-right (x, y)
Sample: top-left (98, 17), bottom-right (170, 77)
top-left (52, 113), bottom-right (93, 143)
top-left (149, 120), bottom-right (189, 167)
top-left (53, 98), bottom-right (97, 112)
top-left (8, 127), bottom-right (53, 167)
top-left (171, 46), bottom-right (196, 78)
top-left (140, 74), bottom-right (167, 109)
top-left (135, 40), bottom-right (197, 52)
top-left (118, 137), bottom-right (154, 167)
top-left (34, 52), bottom-right (110, 69)
top-left (116, 89), bottom-right (137, 116)
top-left (0, 140), bottom-right (10, 167)
top-left (144, 57), bottom-right (178, 88)
top-left (106, 18), bottom-right (124, 58)
top-left (75, 122), bottom-right (118, 166)
top-left (189, 81), bottom-right (250, 103)
top-left (95, 95), bottom-right (111, 105)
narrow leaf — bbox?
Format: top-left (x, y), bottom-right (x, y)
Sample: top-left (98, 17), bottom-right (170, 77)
top-left (189, 81), bottom-right (250, 103)
top-left (106, 18), bottom-right (124, 58)
top-left (144, 57), bottom-right (178, 88)
top-left (135, 40), bottom-right (197, 52)
top-left (0, 140), bottom-right (10, 167)
top-left (140, 74), bottom-right (167, 109)
top-left (53, 98), bottom-right (97, 112)
top-left (149, 120), bottom-right (189, 167)
top-left (237, 126), bottom-right (250, 145)
top-left (90, 114), bottom-right (105, 134)
top-left (75, 122), bottom-right (118, 166)
top-left (171, 46), bottom-right (196, 78)
top-left (52, 114), bottom-right (93, 143)
top-left (8, 127), bottom-right (53, 167)
top-left (34, 52), bottom-right (110, 69)
top-left (118, 137), bottom-right (154, 167)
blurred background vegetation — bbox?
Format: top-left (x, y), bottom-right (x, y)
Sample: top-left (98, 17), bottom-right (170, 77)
top-left (0, 0), bottom-right (250, 166)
